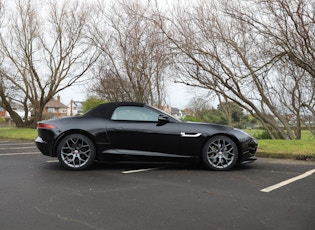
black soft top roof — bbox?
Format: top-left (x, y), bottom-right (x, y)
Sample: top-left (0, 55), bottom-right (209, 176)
top-left (83, 102), bottom-right (145, 119)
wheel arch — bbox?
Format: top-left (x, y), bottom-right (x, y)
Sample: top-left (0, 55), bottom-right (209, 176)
top-left (52, 129), bottom-right (96, 157)
top-left (201, 133), bottom-right (242, 160)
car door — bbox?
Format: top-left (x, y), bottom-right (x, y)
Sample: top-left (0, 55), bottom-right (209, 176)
top-left (106, 105), bottom-right (185, 157)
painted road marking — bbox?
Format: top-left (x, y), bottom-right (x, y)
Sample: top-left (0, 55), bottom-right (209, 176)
top-left (0, 146), bottom-right (36, 150)
top-left (0, 152), bottom-right (40, 156)
top-left (0, 142), bottom-right (34, 146)
top-left (261, 169), bottom-right (315, 193)
top-left (45, 161), bottom-right (163, 171)
top-left (122, 168), bottom-right (161, 174)
top-left (46, 160), bottom-right (59, 163)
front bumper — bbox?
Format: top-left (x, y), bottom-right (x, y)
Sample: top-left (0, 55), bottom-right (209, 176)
top-left (240, 155), bottom-right (257, 164)
top-left (239, 137), bottom-right (258, 164)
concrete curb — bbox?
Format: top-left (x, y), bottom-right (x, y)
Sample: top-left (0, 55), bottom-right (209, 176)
top-left (256, 152), bottom-right (315, 161)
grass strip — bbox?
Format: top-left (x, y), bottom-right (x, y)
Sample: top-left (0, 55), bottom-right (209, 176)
top-left (0, 127), bottom-right (37, 140)
top-left (257, 139), bottom-right (315, 161)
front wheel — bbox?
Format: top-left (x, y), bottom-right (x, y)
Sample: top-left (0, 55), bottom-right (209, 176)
top-left (57, 134), bottom-right (96, 170)
top-left (202, 135), bottom-right (238, 171)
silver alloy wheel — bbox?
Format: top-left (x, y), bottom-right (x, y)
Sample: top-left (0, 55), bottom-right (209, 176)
top-left (202, 135), bottom-right (238, 171)
top-left (58, 134), bottom-right (95, 170)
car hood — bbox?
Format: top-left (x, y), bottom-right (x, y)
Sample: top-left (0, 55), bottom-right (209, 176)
top-left (180, 121), bottom-right (233, 131)
top-left (179, 121), bottom-right (252, 139)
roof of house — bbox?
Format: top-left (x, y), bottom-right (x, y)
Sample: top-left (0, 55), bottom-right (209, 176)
top-left (46, 98), bottom-right (68, 108)
top-left (71, 101), bottom-right (83, 106)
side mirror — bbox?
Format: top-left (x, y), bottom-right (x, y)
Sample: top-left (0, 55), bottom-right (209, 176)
top-left (157, 115), bottom-right (169, 126)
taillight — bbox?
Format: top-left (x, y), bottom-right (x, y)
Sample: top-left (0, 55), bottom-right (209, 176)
top-left (37, 123), bottom-right (56, 129)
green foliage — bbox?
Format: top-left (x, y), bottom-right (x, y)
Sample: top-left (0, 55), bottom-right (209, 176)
top-left (82, 97), bottom-right (106, 113)
top-left (184, 115), bottom-right (202, 122)
top-left (249, 128), bottom-right (294, 140)
top-left (0, 117), bottom-right (6, 123)
top-left (184, 109), bottom-right (228, 124)
top-left (203, 109), bottom-right (228, 124)
top-left (252, 130), bottom-right (272, 139)
top-left (218, 102), bottom-right (243, 123)
top-left (232, 114), bottom-right (258, 129)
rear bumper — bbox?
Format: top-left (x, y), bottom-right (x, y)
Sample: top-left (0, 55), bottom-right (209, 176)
top-left (35, 136), bottom-right (54, 157)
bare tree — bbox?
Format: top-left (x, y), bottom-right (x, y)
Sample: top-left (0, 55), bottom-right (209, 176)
top-left (0, 0), bottom-right (98, 127)
top-left (262, 0), bottom-right (315, 79)
top-left (155, 1), bottom-right (291, 138)
top-left (187, 97), bottom-right (211, 117)
top-left (153, 0), bottom-right (315, 139)
top-left (225, 0), bottom-right (315, 136)
top-left (89, 1), bottom-right (171, 107)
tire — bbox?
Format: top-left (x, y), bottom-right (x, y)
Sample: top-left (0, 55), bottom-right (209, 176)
top-left (202, 135), bottom-right (238, 171)
top-left (57, 134), bottom-right (96, 171)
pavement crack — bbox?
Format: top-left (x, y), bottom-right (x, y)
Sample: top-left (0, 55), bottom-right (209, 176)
top-left (35, 207), bottom-right (105, 230)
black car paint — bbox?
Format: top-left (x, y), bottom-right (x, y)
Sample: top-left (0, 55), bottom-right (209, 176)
top-left (36, 102), bottom-right (257, 168)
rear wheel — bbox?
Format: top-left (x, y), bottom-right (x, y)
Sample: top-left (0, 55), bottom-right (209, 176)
top-left (57, 134), bottom-right (96, 170)
top-left (202, 135), bottom-right (238, 171)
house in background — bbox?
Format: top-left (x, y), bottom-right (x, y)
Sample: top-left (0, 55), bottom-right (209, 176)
top-left (0, 102), bottom-right (30, 127)
top-left (1, 96), bottom-right (68, 123)
top-left (0, 102), bottom-right (29, 119)
top-left (42, 95), bottom-right (68, 119)
top-left (0, 106), bottom-right (5, 117)
top-left (156, 104), bottom-right (187, 120)
top-left (67, 100), bottom-right (83, 116)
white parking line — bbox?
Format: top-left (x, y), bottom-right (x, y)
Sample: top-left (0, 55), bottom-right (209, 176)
top-left (122, 167), bottom-right (161, 174)
top-left (0, 152), bottom-right (40, 156)
top-left (0, 142), bottom-right (34, 146)
top-left (0, 147), bottom-right (36, 150)
top-left (46, 160), bottom-right (59, 163)
top-left (261, 169), bottom-right (315, 193)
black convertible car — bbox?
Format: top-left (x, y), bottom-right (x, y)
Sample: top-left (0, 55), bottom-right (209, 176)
top-left (35, 102), bottom-right (257, 171)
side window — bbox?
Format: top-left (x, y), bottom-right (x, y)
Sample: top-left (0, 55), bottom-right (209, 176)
top-left (111, 106), bottom-right (160, 122)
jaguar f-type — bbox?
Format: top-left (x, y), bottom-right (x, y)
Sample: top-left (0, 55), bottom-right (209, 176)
top-left (35, 102), bottom-right (257, 171)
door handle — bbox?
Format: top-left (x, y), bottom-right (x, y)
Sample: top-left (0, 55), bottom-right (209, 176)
top-left (180, 132), bottom-right (202, 137)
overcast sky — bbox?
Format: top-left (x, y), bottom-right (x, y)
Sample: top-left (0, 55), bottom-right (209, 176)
top-left (59, 81), bottom-right (197, 109)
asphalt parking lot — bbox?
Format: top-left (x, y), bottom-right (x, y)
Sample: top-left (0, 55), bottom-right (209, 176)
top-left (0, 140), bottom-right (314, 230)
